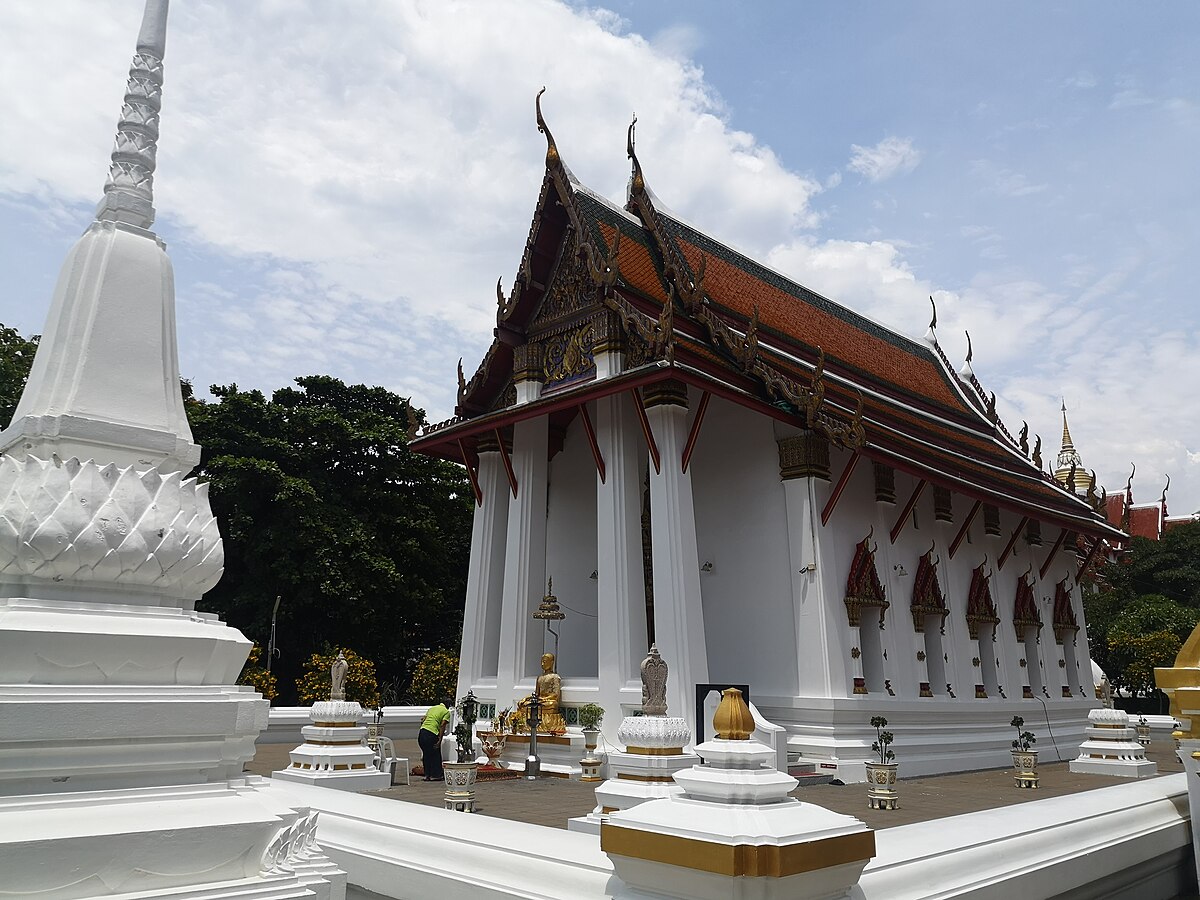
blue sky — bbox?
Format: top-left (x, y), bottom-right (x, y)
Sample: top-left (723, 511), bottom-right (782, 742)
top-left (1, 1), bottom-right (1197, 513)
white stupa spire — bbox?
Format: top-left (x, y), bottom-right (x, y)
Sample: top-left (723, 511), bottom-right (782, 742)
top-left (96, 0), bottom-right (168, 230)
top-left (0, 0), bottom-right (198, 472)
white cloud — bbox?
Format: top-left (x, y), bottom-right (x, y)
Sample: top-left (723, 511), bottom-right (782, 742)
top-left (2, 1), bottom-right (1199, 513)
top-left (846, 136), bottom-right (922, 182)
top-left (970, 160), bottom-right (1048, 197)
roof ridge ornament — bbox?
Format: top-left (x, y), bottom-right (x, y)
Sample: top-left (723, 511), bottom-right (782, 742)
top-left (535, 87), bottom-right (559, 168)
top-left (624, 114), bottom-right (705, 311)
top-left (96, 0), bottom-right (169, 230)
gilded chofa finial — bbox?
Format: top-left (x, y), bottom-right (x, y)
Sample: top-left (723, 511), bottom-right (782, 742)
top-left (928, 296), bottom-right (937, 331)
top-left (713, 687), bottom-right (754, 740)
top-left (535, 87), bottom-right (559, 167)
top-left (964, 331), bottom-right (974, 364)
top-left (627, 114), bottom-right (645, 196)
top-left (1126, 463), bottom-right (1136, 495)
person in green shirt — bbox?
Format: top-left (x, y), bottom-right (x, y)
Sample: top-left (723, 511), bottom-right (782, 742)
top-left (419, 695), bottom-right (453, 780)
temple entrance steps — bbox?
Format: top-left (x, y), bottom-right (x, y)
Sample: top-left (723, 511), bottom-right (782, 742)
top-left (788, 758), bottom-right (837, 785)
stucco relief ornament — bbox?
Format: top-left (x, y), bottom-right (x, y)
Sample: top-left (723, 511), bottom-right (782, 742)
top-left (640, 644), bottom-right (669, 716)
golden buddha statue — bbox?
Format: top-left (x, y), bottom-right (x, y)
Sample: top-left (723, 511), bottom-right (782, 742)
top-left (512, 652), bottom-right (567, 735)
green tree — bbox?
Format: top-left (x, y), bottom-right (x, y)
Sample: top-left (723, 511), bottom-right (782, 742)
top-left (407, 647), bottom-right (459, 705)
top-left (1103, 593), bottom-right (1198, 705)
top-left (0, 323), bottom-right (38, 424)
top-left (1085, 521), bottom-right (1200, 691)
top-left (189, 376), bottom-right (472, 703)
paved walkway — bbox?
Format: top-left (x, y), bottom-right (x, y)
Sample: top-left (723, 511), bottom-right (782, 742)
top-left (248, 734), bottom-right (1186, 832)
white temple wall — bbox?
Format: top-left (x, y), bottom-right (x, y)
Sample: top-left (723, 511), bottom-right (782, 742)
top-left (546, 416), bottom-right (599, 679)
top-left (687, 397), bottom-right (797, 698)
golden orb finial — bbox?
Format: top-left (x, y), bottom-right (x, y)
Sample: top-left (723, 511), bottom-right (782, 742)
top-left (712, 687), bottom-right (754, 740)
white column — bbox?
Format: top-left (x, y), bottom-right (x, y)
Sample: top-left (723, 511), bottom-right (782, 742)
top-left (456, 446), bottom-right (509, 699)
top-left (595, 394), bottom-right (647, 739)
top-left (495, 414), bottom-right (549, 712)
top-left (776, 427), bottom-right (839, 698)
top-left (645, 382), bottom-right (708, 740)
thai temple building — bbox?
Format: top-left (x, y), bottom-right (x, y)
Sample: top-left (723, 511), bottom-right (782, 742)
top-left (411, 95), bottom-right (1125, 778)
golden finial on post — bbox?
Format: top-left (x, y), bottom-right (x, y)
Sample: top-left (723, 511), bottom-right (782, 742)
top-left (713, 687), bottom-right (754, 740)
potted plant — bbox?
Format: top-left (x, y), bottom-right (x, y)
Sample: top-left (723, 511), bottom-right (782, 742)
top-left (577, 702), bottom-right (606, 783)
top-left (1010, 715), bottom-right (1038, 788)
top-left (865, 716), bottom-right (898, 810)
top-left (578, 703), bottom-right (605, 749)
top-left (442, 722), bottom-right (479, 811)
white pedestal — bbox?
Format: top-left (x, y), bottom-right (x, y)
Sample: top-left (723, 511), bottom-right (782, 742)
top-left (1070, 708), bottom-right (1157, 778)
top-left (570, 716), bottom-right (697, 835)
top-left (273, 702), bottom-right (391, 792)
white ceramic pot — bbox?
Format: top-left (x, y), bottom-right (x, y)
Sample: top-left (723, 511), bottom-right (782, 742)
top-left (864, 762), bottom-right (899, 810)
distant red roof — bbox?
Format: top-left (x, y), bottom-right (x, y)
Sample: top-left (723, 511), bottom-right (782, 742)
top-left (1127, 505), bottom-right (1163, 541)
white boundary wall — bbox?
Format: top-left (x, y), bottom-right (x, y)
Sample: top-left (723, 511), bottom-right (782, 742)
top-left (265, 773), bottom-right (1193, 900)
top-left (258, 706), bottom-right (427, 745)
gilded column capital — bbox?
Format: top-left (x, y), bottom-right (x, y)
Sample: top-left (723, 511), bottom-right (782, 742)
top-left (513, 342), bottom-right (544, 384)
top-left (475, 432), bottom-right (508, 454)
top-left (777, 430), bottom-right (830, 481)
top-left (872, 461), bottom-right (895, 503)
top-left (592, 311), bottom-right (625, 357)
top-left (642, 379), bottom-right (688, 409)
top-left (934, 485), bottom-right (953, 522)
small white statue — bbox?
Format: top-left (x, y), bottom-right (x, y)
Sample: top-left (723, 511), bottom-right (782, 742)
top-left (330, 651), bottom-right (348, 701)
top-left (640, 645), bottom-right (669, 716)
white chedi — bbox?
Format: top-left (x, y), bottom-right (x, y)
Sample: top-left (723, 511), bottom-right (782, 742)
top-left (0, 454), bottom-right (222, 597)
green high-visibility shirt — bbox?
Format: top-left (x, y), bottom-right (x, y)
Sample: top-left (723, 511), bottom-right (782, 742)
top-left (421, 703), bottom-right (451, 736)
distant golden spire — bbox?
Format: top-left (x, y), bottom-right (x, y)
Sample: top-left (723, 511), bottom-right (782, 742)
top-left (1054, 399), bottom-right (1089, 495)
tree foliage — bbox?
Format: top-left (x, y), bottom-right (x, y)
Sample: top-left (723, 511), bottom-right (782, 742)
top-left (1085, 523), bottom-right (1200, 708)
top-left (408, 647), bottom-right (459, 705)
top-left (0, 324), bottom-right (38, 424)
top-left (237, 643), bottom-right (279, 701)
top-left (296, 646), bottom-right (381, 707)
top-left (189, 376), bottom-right (472, 703)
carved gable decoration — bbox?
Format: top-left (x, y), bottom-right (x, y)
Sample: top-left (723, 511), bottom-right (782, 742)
top-left (965, 563), bottom-right (999, 640)
top-left (531, 231), bottom-right (603, 332)
top-left (911, 547), bottom-right (948, 633)
top-left (845, 534), bottom-right (889, 628)
top-left (1012, 571), bottom-right (1043, 634)
top-left (1052, 577), bottom-right (1079, 644)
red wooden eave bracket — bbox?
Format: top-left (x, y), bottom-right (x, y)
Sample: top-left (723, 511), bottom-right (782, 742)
top-left (457, 439), bottom-right (483, 507)
top-left (997, 516), bottom-right (1030, 571)
top-left (821, 451), bottom-right (861, 527)
top-left (495, 428), bottom-right (518, 498)
top-left (681, 391), bottom-right (711, 474)
top-left (889, 479), bottom-right (928, 544)
top-left (1077, 537), bottom-right (1104, 582)
top-left (1039, 527), bottom-right (1070, 580)
top-left (578, 403), bottom-right (606, 484)
top-left (630, 389), bottom-right (661, 475)
top-left (949, 499), bottom-right (982, 559)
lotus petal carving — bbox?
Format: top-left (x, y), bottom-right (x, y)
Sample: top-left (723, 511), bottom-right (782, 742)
top-left (0, 455), bottom-right (222, 597)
